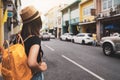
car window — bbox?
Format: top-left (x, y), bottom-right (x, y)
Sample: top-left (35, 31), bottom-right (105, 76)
top-left (88, 34), bottom-right (92, 37)
top-left (43, 33), bottom-right (48, 35)
top-left (80, 34), bottom-right (85, 37)
top-left (77, 34), bottom-right (85, 37)
top-left (64, 33), bottom-right (68, 35)
top-left (70, 34), bottom-right (73, 36)
top-left (69, 33), bottom-right (73, 36)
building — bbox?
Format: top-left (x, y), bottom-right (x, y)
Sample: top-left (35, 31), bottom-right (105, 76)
top-left (0, 0), bottom-right (21, 46)
top-left (45, 4), bottom-right (67, 38)
top-left (61, 0), bottom-right (81, 35)
top-left (79, 0), bottom-right (96, 33)
top-left (96, 0), bottom-right (120, 41)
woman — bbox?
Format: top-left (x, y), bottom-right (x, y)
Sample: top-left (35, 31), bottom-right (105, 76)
top-left (20, 6), bottom-right (47, 80)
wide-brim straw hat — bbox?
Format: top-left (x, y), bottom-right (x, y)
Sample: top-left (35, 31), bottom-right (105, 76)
top-left (20, 5), bottom-right (41, 23)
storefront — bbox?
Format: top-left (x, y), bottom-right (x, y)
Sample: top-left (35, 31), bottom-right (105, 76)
top-left (78, 21), bottom-right (96, 33)
top-left (98, 14), bottom-right (120, 37)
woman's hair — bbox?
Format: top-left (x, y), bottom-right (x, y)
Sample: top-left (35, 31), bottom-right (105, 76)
top-left (21, 16), bottom-right (42, 40)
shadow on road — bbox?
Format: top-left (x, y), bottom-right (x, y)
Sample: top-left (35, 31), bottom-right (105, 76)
top-left (109, 54), bottom-right (120, 59)
top-left (0, 76), bottom-right (3, 80)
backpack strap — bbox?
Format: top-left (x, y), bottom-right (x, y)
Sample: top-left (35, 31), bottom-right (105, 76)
top-left (23, 35), bottom-right (35, 42)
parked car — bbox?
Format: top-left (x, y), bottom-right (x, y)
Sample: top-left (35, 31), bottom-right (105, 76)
top-left (100, 33), bottom-right (120, 56)
top-left (41, 32), bottom-right (50, 40)
top-left (60, 33), bottom-right (73, 41)
top-left (49, 33), bottom-right (55, 39)
top-left (71, 33), bottom-right (93, 44)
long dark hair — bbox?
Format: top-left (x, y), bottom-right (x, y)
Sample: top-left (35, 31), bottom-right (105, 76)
top-left (21, 16), bottom-right (42, 40)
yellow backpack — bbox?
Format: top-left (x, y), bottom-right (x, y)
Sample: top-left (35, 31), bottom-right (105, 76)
top-left (1, 34), bottom-right (32, 80)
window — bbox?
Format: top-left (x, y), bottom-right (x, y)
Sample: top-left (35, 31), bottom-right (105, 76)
top-left (102, 0), bottom-right (117, 11)
top-left (83, 5), bottom-right (94, 16)
top-left (108, 0), bottom-right (112, 8)
top-left (102, 0), bottom-right (108, 10)
top-left (114, 0), bottom-right (120, 6)
top-left (88, 34), bottom-right (92, 37)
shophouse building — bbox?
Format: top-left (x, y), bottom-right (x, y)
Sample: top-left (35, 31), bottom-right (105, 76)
top-left (0, 0), bottom-right (21, 46)
top-left (79, 0), bottom-right (96, 33)
top-left (96, 0), bottom-right (120, 41)
top-left (61, 0), bottom-right (80, 35)
top-left (45, 4), bottom-right (66, 38)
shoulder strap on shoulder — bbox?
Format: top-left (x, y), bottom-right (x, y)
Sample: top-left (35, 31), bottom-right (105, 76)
top-left (23, 35), bottom-right (35, 42)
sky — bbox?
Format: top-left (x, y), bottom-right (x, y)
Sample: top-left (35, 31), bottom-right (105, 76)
top-left (21, 0), bottom-right (76, 15)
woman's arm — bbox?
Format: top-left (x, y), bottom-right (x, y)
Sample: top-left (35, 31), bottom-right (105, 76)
top-left (27, 44), bottom-right (47, 72)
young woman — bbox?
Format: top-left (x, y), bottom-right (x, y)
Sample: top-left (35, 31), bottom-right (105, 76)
top-left (20, 6), bottom-right (47, 80)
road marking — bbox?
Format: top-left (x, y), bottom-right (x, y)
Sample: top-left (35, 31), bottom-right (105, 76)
top-left (62, 55), bottom-right (105, 80)
top-left (45, 45), bottom-right (55, 51)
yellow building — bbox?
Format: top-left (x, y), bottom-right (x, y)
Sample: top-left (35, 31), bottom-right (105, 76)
top-left (79, 0), bottom-right (96, 33)
top-left (0, 0), bottom-right (4, 46)
top-left (0, 0), bottom-right (21, 46)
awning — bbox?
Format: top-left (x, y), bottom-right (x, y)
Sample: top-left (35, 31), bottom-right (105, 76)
top-left (97, 14), bottom-right (120, 22)
top-left (105, 25), bottom-right (114, 29)
top-left (78, 21), bottom-right (96, 26)
top-left (105, 24), bottom-right (120, 30)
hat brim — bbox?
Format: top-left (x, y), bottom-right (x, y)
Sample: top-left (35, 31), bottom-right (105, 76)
top-left (23, 11), bottom-right (41, 24)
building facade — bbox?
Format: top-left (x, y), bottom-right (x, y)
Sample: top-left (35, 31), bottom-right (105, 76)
top-left (45, 4), bottom-right (66, 38)
top-left (79, 0), bottom-right (96, 33)
top-left (96, 0), bottom-right (120, 41)
top-left (61, 0), bottom-right (80, 35)
top-left (0, 0), bottom-right (21, 46)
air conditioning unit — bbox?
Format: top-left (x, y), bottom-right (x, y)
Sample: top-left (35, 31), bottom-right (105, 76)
top-left (115, 4), bottom-right (120, 14)
top-left (109, 7), bottom-right (116, 16)
top-left (104, 12), bottom-right (110, 17)
top-left (86, 19), bottom-right (90, 22)
top-left (83, 19), bottom-right (87, 22)
top-left (98, 13), bottom-right (103, 18)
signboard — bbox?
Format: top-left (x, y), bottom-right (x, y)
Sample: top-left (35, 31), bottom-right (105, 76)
top-left (8, 12), bottom-right (13, 17)
top-left (91, 9), bottom-right (96, 16)
top-left (7, 4), bottom-right (13, 11)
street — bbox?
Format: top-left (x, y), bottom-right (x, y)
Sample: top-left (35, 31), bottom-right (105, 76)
top-left (42, 39), bottom-right (120, 80)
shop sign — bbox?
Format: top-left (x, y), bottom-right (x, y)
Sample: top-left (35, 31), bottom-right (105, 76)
top-left (8, 12), bottom-right (13, 17)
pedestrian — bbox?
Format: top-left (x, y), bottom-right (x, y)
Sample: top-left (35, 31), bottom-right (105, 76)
top-left (92, 33), bottom-right (97, 46)
top-left (20, 5), bottom-right (47, 80)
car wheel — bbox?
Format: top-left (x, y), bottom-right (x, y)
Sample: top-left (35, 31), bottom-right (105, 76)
top-left (71, 39), bottom-right (74, 43)
top-left (82, 40), bottom-right (85, 45)
top-left (103, 43), bottom-right (114, 56)
top-left (66, 38), bottom-right (68, 41)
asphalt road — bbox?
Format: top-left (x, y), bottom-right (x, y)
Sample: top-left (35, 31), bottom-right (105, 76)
top-left (41, 39), bottom-right (120, 80)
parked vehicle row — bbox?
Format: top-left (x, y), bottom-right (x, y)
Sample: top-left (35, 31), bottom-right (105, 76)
top-left (60, 33), bottom-right (94, 45)
top-left (40, 32), bottom-right (55, 40)
top-left (60, 32), bottom-right (120, 57)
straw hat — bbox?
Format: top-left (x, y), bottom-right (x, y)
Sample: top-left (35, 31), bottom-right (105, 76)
top-left (20, 6), bottom-right (41, 23)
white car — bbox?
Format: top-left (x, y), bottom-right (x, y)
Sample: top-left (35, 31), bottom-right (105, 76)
top-left (71, 33), bottom-right (94, 44)
top-left (60, 33), bottom-right (73, 41)
top-left (49, 33), bottom-right (55, 39)
top-left (41, 32), bottom-right (50, 40)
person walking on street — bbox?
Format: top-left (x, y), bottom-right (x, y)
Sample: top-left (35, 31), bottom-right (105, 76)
top-left (20, 5), bottom-right (47, 80)
top-left (92, 33), bottom-right (97, 46)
